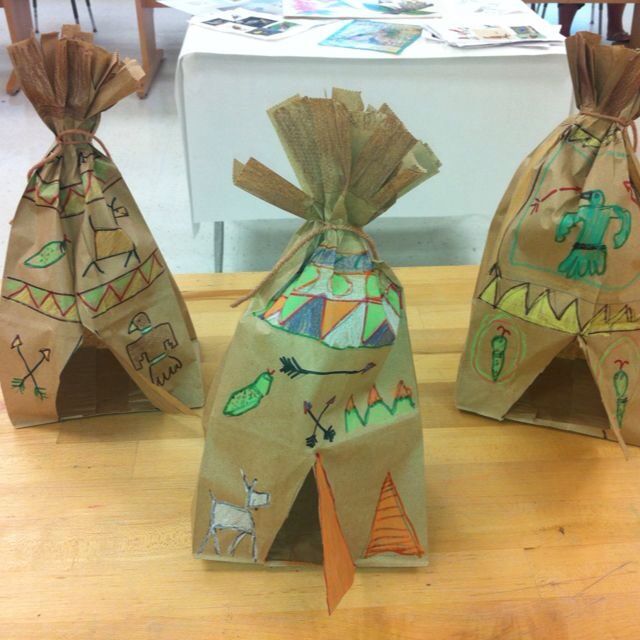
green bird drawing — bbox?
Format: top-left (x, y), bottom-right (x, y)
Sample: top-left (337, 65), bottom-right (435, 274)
top-left (555, 190), bottom-right (631, 279)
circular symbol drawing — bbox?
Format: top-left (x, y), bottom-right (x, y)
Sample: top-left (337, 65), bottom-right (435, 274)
top-left (595, 336), bottom-right (640, 429)
top-left (470, 313), bottom-right (526, 384)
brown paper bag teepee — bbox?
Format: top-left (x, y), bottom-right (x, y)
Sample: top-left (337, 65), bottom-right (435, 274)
top-left (456, 33), bottom-right (640, 453)
top-left (193, 89), bottom-right (440, 613)
top-left (1, 27), bottom-right (204, 427)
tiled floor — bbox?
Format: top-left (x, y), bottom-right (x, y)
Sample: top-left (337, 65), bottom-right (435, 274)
top-left (0, 1), bottom-right (632, 272)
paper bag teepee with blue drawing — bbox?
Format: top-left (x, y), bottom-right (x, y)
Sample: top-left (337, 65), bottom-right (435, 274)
top-left (456, 33), bottom-right (640, 451)
top-left (193, 89), bottom-right (440, 613)
top-left (0, 27), bottom-right (204, 426)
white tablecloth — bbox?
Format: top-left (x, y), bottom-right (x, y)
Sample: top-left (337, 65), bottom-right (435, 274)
top-left (176, 16), bottom-right (573, 224)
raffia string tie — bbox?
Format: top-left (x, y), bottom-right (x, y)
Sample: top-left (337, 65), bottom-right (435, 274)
top-left (230, 222), bottom-right (380, 308)
top-left (580, 110), bottom-right (638, 153)
top-left (27, 128), bottom-right (112, 179)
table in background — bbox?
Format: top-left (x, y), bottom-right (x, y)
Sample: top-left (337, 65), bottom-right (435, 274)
top-left (0, 0), bottom-right (33, 94)
top-left (176, 21), bottom-right (572, 271)
top-left (1, 265), bottom-right (638, 639)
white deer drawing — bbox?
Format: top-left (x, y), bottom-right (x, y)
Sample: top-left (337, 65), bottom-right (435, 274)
top-left (197, 469), bottom-right (271, 562)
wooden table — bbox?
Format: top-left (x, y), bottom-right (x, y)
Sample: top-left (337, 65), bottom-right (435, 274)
top-left (524, 1), bottom-right (640, 49)
top-left (1, 266), bottom-right (639, 639)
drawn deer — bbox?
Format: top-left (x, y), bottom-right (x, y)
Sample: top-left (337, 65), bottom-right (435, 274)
top-left (197, 470), bottom-right (271, 562)
top-left (82, 197), bottom-right (140, 276)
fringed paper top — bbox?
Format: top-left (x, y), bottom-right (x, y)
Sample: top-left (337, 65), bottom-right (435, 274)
top-left (567, 32), bottom-right (640, 121)
top-left (233, 88), bottom-right (441, 227)
top-left (7, 25), bottom-right (144, 134)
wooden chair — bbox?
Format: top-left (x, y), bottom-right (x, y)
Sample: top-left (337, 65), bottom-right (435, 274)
top-left (1, 0), bottom-right (34, 95)
top-left (32, 0), bottom-right (97, 33)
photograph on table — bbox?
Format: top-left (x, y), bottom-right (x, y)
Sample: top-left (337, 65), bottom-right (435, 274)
top-left (456, 32), bottom-right (640, 452)
top-left (320, 19), bottom-right (423, 54)
top-left (0, 26), bottom-right (204, 428)
top-left (192, 88), bottom-right (441, 613)
top-left (192, 8), bottom-right (315, 39)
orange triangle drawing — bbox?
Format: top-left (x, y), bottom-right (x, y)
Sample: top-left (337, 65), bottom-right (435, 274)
top-left (314, 453), bottom-right (355, 614)
top-left (320, 300), bottom-right (360, 339)
top-left (364, 472), bottom-right (424, 558)
top-left (262, 295), bottom-right (286, 318)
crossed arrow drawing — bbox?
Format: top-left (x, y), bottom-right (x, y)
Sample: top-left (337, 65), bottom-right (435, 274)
top-left (303, 396), bottom-right (337, 448)
top-left (11, 335), bottom-right (51, 400)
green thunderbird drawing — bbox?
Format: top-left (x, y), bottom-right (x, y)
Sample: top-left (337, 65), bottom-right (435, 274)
top-left (555, 190), bottom-right (631, 280)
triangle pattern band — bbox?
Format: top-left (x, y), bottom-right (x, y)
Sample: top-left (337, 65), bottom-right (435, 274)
top-left (3, 250), bottom-right (164, 323)
top-left (478, 276), bottom-right (640, 335)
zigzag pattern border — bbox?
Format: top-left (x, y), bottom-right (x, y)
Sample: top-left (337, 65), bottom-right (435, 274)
top-left (3, 250), bottom-right (165, 323)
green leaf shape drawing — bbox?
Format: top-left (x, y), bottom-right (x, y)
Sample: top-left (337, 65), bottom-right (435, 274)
top-left (24, 238), bottom-right (69, 269)
top-left (223, 370), bottom-right (274, 417)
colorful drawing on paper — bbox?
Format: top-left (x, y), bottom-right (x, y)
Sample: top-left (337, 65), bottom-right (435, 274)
top-left (279, 355), bottom-right (375, 379)
top-left (596, 336), bottom-right (640, 430)
top-left (613, 359), bottom-right (629, 428)
top-left (555, 190), bottom-right (631, 280)
top-left (10, 335), bottom-right (50, 399)
top-left (490, 325), bottom-right (510, 382)
top-left (320, 19), bottom-right (422, 55)
top-left (126, 312), bottom-right (182, 386)
top-left (471, 313), bottom-right (525, 384)
top-left (303, 396), bottom-right (337, 448)
top-left (3, 251), bottom-right (164, 323)
top-left (528, 185), bottom-right (581, 215)
top-left (259, 246), bottom-right (402, 349)
top-left (223, 370), bottom-right (274, 417)
top-left (565, 124), bottom-right (609, 151)
top-left (3, 277), bottom-right (79, 323)
top-left (508, 132), bottom-right (639, 292)
top-left (478, 277), bottom-right (581, 334)
top-left (479, 271), bottom-right (640, 336)
top-left (83, 205), bottom-right (140, 276)
top-left (197, 470), bottom-right (271, 562)
top-left (363, 472), bottom-right (424, 558)
top-left (25, 163), bottom-right (113, 218)
top-left (77, 250), bottom-right (165, 318)
top-left (24, 236), bottom-right (70, 268)
top-left (345, 380), bottom-right (416, 432)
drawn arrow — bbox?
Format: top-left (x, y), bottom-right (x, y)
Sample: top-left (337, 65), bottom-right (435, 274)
top-left (303, 396), bottom-right (336, 447)
top-left (280, 356), bottom-right (375, 379)
top-left (11, 334), bottom-right (50, 399)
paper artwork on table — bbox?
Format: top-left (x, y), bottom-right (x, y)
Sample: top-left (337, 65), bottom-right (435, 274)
top-left (192, 8), bottom-right (316, 39)
top-left (193, 88), bottom-right (439, 614)
top-left (423, 16), bottom-right (563, 48)
top-left (456, 33), bottom-right (640, 451)
top-left (1, 26), bottom-right (204, 428)
top-left (160, 0), bottom-right (282, 15)
top-left (283, 0), bottom-right (439, 19)
top-left (320, 19), bottom-right (423, 54)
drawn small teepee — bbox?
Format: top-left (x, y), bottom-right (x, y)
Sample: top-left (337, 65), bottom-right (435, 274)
top-left (364, 472), bottom-right (424, 558)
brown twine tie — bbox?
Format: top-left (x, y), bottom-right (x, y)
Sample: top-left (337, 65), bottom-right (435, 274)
top-left (27, 128), bottom-right (112, 179)
top-left (580, 110), bottom-right (638, 152)
top-left (230, 222), bottom-right (380, 308)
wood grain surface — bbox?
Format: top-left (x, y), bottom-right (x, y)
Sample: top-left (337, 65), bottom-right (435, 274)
top-left (1, 266), bottom-right (638, 639)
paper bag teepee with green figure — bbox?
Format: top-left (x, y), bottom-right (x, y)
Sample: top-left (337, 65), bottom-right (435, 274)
top-left (193, 89), bottom-right (440, 613)
top-left (0, 27), bottom-right (204, 427)
top-left (456, 32), bottom-right (640, 453)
